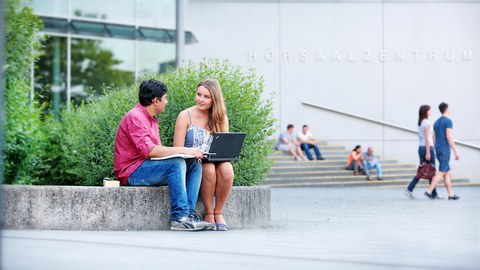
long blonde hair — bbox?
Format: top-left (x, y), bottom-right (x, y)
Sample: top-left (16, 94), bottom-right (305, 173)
top-left (197, 79), bottom-right (228, 133)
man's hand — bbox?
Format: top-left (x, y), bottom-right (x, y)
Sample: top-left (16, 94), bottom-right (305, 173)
top-left (425, 152), bottom-right (431, 161)
top-left (185, 148), bottom-right (204, 159)
top-left (454, 152), bottom-right (460, 160)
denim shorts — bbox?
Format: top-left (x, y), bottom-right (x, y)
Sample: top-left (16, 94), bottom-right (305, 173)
top-left (436, 150), bottom-right (451, 172)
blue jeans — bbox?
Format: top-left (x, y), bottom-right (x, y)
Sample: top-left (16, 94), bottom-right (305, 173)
top-left (407, 146), bottom-right (437, 196)
top-left (345, 160), bottom-right (360, 174)
top-left (300, 143), bottom-right (322, 160)
top-left (362, 161), bottom-right (382, 178)
top-left (127, 158), bottom-right (202, 221)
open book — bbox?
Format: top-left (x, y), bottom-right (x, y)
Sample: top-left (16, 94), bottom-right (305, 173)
top-left (150, 154), bottom-right (195, 161)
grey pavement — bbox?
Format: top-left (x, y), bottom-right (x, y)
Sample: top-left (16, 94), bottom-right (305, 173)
top-left (2, 186), bottom-right (480, 270)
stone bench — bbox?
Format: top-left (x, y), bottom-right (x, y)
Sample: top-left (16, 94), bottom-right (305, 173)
top-left (1, 185), bottom-right (271, 230)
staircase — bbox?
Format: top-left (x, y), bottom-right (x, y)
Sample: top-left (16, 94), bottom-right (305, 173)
top-left (262, 142), bottom-right (472, 188)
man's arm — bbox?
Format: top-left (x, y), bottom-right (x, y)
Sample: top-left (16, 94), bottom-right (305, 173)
top-left (308, 133), bottom-right (318, 144)
top-left (297, 133), bottom-right (307, 144)
top-left (362, 153), bottom-right (372, 161)
top-left (126, 113), bottom-right (203, 159)
top-left (446, 128), bottom-right (460, 160)
top-left (148, 145), bottom-right (203, 158)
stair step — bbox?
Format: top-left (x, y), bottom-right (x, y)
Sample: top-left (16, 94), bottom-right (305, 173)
top-left (265, 142), bottom-right (471, 188)
top-left (271, 160), bottom-right (401, 169)
top-left (271, 164), bottom-right (416, 173)
top-left (268, 168), bottom-right (416, 178)
top-left (270, 146), bottom-right (345, 155)
top-left (264, 173), bottom-right (426, 183)
top-left (260, 178), bottom-right (470, 188)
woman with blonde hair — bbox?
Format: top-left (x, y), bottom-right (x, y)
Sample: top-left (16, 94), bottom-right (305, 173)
top-left (173, 79), bottom-right (233, 231)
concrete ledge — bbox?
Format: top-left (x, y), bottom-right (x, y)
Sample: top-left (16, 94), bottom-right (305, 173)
top-left (1, 185), bottom-right (271, 230)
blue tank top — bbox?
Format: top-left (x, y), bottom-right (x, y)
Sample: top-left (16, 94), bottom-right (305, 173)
top-left (184, 110), bottom-right (213, 152)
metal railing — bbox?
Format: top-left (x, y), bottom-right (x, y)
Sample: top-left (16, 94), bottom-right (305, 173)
top-left (302, 101), bottom-right (480, 151)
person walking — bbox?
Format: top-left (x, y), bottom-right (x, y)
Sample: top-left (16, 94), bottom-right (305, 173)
top-left (425, 102), bottom-right (460, 200)
top-left (404, 105), bottom-right (439, 199)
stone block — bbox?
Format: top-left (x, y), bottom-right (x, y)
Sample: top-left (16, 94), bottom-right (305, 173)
top-left (1, 185), bottom-right (270, 231)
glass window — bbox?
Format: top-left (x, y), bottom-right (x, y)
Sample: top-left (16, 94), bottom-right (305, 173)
top-left (35, 36), bottom-right (68, 117)
top-left (71, 0), bottom-right (136, 24)
top-left (32, 0), bottom-right (68, 17)
top-left (137, 0), bottom-right (176, 29)
top-left (70, 38), bottom-right (135, 104)
top-left (138, 41), bottom-right (175, 76)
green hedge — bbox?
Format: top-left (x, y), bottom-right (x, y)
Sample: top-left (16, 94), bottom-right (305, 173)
top-left (59, 59), bottom-right (276, 186)
top-left (3, 0), bottom-right (50, 184)
top-left (2, 0), bottom-right (275, 186)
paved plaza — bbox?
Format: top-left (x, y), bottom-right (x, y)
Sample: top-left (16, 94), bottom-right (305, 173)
top-left (2, 186), bottom-right (479, 270)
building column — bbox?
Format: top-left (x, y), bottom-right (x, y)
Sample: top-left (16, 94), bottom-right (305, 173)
top-left (175, 0), bottom-right (185, 68)
top-left (52, 37), bottom-right (61, 120)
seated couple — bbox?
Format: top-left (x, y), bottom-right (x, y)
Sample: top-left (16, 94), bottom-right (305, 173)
top-left (114, 79), bottom-right (232, 231)
top-left (345, 145), bottom-right (383, 181)
top-left (276, 124), bottom-right (325, 161)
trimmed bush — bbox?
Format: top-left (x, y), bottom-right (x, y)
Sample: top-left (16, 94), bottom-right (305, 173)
top-left (3, 0), bottom-right (54, 184)
top-left (59, 59), bottom-right (275, 186)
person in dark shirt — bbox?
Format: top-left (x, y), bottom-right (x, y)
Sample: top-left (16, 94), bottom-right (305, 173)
top-left (425, 102), bottom-right (460, 200)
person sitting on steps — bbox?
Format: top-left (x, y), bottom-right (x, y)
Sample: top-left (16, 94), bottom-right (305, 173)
top-left (297, 124), bottom-right (325, 161)
top-left (276, 124), bottom-right (307, 161)
top-left (362, 147), bottom-right (383, 181)
top-left (345, 145), bottom-right (363, 176)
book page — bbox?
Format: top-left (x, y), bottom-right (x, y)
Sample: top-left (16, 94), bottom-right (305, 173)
top-left (150, 154), bottom-right (195, 160)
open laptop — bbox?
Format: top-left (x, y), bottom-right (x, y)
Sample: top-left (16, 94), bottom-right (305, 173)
top-left (204, 132), bottom-right (246, 162)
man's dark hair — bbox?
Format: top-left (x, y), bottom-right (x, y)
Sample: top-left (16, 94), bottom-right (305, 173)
top-left (302, 124), bottom-right (308, 128)
top-left (287, 124), bottom-right (294, 130)
top-left (138, 79), bottom-right (168, 106)
top-left (439, 102), bottom-right (448, 114)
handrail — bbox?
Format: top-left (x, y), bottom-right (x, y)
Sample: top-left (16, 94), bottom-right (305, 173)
top-left (302, 101), bottom-right (480, 151)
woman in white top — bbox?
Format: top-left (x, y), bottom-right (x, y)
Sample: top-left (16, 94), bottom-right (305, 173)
top-left (404, 105), bottom-right (439, 199)
top-left (173, 79), bottom-right (233, 231)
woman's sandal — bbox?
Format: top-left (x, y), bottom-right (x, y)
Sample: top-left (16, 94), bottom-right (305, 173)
top-left (214, 212), bottom-right (229, 231)
top-left (204, 212), bottom-right (217, 230)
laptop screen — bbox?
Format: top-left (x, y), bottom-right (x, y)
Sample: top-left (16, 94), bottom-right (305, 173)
top-left (207, 132), bottom-right (246, 161)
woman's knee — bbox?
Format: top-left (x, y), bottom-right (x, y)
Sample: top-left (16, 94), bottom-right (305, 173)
top-left (216, 162), bottom-right (234, 180)
top-left (202, 163), bottom-right (216, 181)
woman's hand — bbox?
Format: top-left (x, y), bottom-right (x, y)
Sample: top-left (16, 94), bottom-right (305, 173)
top-left (425, 152), bottom-right (431, 161)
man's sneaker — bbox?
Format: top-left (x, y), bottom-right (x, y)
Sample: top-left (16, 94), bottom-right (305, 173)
top-left (189, 212), bottom-right (215, 230)
top-left (424, 191), bottom-right (434, 199)
top-left (171, 215), bottom-right (204, 231)
top-left (317, 157), bottom-right (325, 160)
top-left (377, 177), bottom-right (383, 181)
top-left (448, 194), bottom-right (460, 200)
top-left (404, 190), bottom-right (416, 199)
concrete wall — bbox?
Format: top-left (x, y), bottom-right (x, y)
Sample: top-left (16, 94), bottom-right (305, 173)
top-left (184, 0), bottom-right (480, 181)
top-left (2, 185), bottom-right (271, 230)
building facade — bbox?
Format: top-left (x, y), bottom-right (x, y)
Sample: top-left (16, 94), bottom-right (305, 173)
top-left (184, 0), bottom-right (480, 181)
top-left (32, 0), bottom-right (196, 115)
